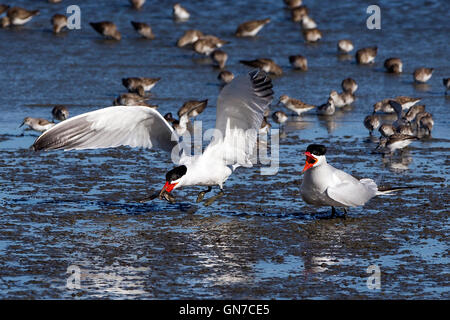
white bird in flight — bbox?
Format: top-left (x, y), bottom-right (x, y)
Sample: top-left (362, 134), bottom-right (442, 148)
top-left (32, 70), bottom-right (273, 205)
top-left (300, 144), bottom-right (411, 217)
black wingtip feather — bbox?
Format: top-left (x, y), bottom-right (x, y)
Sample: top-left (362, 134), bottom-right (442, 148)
top-left (249, 70), bottom-right (273, 99)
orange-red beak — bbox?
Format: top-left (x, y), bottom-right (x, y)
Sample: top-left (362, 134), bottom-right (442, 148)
top-left (161, 181), bottom-right (178, 194)
top-left (302, 151), bottom-right (318, 173)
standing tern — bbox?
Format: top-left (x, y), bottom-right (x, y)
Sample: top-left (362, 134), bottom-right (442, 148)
top-left (31, 70), bottom-right (273, 205)
top-left (300, 144), bottom-right (410, 216)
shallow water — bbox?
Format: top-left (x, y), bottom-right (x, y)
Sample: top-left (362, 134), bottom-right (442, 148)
top-left (0, 0), bottom-right (449, 299)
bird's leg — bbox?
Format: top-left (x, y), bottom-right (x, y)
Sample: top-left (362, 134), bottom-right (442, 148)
top-left (204, 188), bottom-right (225, 207)
top-left (343, 208), bottom-right (348, 219)
top-left (196, 186), bottom-right (212, 203)
top-left (331, 206), bottom-right (336, 218)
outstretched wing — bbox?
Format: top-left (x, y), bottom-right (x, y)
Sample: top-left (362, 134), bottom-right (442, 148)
top-left (32, 106), bottom-right (179, 153)
top-left (209, 70), bottom-right (273, 167)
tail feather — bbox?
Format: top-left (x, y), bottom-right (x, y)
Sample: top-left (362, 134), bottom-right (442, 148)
top-left (376, 185), bottom-right (421, 195)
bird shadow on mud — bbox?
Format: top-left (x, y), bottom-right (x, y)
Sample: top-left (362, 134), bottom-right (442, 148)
top-left (33, 197), bottom-right (194, 215)
top-left (99, 199), bottom-right (194, 215)
top-left (237, 210), bottom-right (347, 221)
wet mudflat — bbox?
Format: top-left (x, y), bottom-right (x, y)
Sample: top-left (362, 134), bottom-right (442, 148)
top-left (0, 0), bottom-right (449, 299)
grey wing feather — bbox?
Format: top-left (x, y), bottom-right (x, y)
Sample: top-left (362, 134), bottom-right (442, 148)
top-left (326, 178), bottom-right (378, 207)
top-left (215, 69), bottom-right (273, 134)
top-left (32, 106), bottom-right (179, 153)
top-left (212, 70), bottom-right (273, 166)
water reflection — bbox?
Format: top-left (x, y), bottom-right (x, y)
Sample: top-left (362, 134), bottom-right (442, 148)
top-left (412, 83), bottom-right (431, 92)
top-left (381, 152), bottom-right (413, 172)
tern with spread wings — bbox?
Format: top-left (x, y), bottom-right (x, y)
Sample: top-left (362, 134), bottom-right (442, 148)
top-left (32, 70), bottom-right (273, 205)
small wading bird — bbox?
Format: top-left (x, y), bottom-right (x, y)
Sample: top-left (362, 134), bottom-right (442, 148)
top-left (218, 70), bottom-right (234, 84)
top-left (31, 70), bottom-right (273, 206)
top-left (51, 14), bottom-right (67, 34)
top-left (235, 18), bottom-right (271, 37)
top-left (7, 6), bottom-right (39, 26)
top-left (341, 78), bottom-right (358, 94)
top-left (129, 0), bottom-right (145, 10)
top-left (300, 144), bottom-right (413, 217)
top-left (413, 67), bottom-right (433, 83)
top-left (337, 39), bottom-right (354, 53)
top-left (89, 21), bottom-right (121, 40)
top-left (384, 57), bottom-right (403, 73)
top-left (289, 55), bottom-right (308, 71)
top-left (356, 47), bottom-right (377, 64)
top-left (20, 117), bottom-right (55, 132)
top-left (240, 58), bottom-right (283, 76)
top-left (122, 77), bottom-right (160, 95)
top-left (177, 29), bottom-right (204, 47)
top-left (52, 105), bottom-right (69, 121)
top-left (173, 3), bottom-right (190, 21)
top-left (278, 95), bottom-right (315, 116)
top-left (130, 21), bottom-right (155, 39)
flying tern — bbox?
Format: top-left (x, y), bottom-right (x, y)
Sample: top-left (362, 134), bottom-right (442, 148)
top-left (31, 70), bottom-right (273, 205)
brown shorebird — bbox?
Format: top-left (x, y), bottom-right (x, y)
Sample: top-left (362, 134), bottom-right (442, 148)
top-left (300, 15), bottom-right (317, 30)
top-left (404, 105), bottom-right (426, 122)
top-left (356, 47), bottom-right (377, 64)
top-left (177, 29), bottom-right (204, 47)
top-left (278, 95), bottom-right (315, 115)
top-left (316, 98), bottom-right (335, 116)
top-left (302, 28), bottom-right (322, 42)
top-left (291, 6), bottom-right (308, 22)
top-left (90, 21), bottom-right (121, 40)
top-left (131, 21), bottom-right (155, 39)
top-left (193, 37), bottom-right (228, 56)
top-left (413, 68), bottom-right (433, 83)
top-left (289, 55), bottom-right (307, 71)
top-left (20, 117), bottom-right (55, 132)
top-left (284, 0), bottom-right (302, 8)
top-left (337, 39), bottom-right (354, 53)
top-left (443, 78), bottom-right (450, 94)
top-left (363, 115), bottom-right (380, 135)
top-left (7, 7), bottom-right (40, 25)
top-left (341, 78), bottom-right (358, 94)
top-left (163, 113), bottom-right (190, 136)
top-left (259, 116), bottom-right (271, 134)
top-left (417, 112), bottom-right (434, 136)
top-left (373, 96), bottom-right (421, 113)
top-left (235, 18), bottom-right (270, 37)
top-left (272, 111), bottom-right (288, 126)
top-left (113, 93), bottom-right (157, 108)
top-left (177, 100), bottom-right (208, 118)
top-left (51, 14), bottom-right (67, 34)
top-left (48, 0), bottom-right (62, 3)
top-left (240, 58), bottom-right (283, 76)
top-left (212, 50), bottom-right (228, 69)
top-left (377, 134), bottom-right (418, 154)
top-left (378, 124), bottom-right (395, 137)
top-left (384, 58), bottom-right (403, 73)
top-left (218, 70), bottom-right (234, 84)
top-left (329, 90), bottom-right (354, 108)
top-left (173, 3), bottom-right (190, 21)
top-left (129, 0), bottom-right (145, 10)
top-left (397, 124), bottom-right (414, 136)
top-left (122, 77), bottom-right (161, 95)
top-left (52, 105), bottom-right (69, 121)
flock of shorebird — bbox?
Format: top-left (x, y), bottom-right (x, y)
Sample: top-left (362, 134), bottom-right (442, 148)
top-left (1, 1), bottom-right (448, 214)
